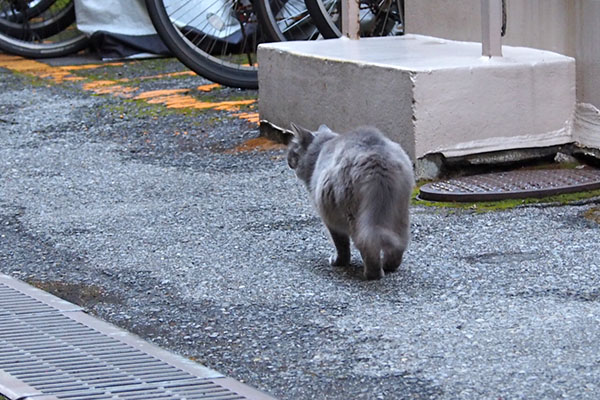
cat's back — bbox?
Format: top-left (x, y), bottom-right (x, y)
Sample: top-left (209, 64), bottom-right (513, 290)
top-left (311, 126), bottom-right (413, 218)
top-left (328, 127), bottom-right (412, 172)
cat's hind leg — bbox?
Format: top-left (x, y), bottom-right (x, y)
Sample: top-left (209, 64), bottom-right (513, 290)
top-left (328, 228), bottom-right (350, 267)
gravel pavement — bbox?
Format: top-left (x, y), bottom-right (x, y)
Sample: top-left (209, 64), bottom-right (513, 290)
top-left (1, 56), bottom-right (600, 400)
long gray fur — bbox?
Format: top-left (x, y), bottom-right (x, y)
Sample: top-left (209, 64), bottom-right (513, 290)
top-left (287, 124), bottom-right (414, 280)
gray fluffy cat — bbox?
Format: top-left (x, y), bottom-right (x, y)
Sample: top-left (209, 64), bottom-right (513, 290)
top-left (287, 123), bottom-right (414, 280)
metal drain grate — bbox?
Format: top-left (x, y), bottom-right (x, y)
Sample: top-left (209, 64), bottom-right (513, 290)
top-left (419, 168), bottom-right (600, 202)
top-left (0, 274), bottom-right (276, 400)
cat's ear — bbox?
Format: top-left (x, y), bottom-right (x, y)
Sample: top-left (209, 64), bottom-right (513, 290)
top-left (290, 123), bottom-right (314, 148)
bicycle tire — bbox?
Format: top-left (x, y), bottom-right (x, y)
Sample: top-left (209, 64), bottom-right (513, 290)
top-left (305, 0), bottom-right (404, 39)
top-left (145, 0), bottom-right (261, 89)
top-left (0, 0), bottom-right (75, 40)
top-left (0, 29), bottom-right (88, 57)
top-left (253, 0), bottom-right (320, 42)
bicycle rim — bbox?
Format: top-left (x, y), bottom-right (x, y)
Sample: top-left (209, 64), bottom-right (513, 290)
top-left (146, 0), bottom-right (261, 89)
top-left (0, 0), bottom-right (76, 39)
top-left (254, 0), bottom-right (321, 42)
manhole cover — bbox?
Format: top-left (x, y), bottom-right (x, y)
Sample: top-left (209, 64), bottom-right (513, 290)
top-left (419, 168), bottom-right (600, 202)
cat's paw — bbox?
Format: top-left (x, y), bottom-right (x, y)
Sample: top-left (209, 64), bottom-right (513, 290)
top-left (364, 267), bottom-right (384, 280)
top-left (383, 264), bottom-right (400, 273)
top-left (329, 255), bottom-right (349, 267)
top-left (383, 251), bottom-right (404, 273)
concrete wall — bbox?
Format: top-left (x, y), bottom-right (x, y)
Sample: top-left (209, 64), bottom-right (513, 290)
top-left (405, 0), bottom-right (600, 149)
top-left (575, 0), bottom-right (600, 107)
top-left (406, 0), bottom-right (575, 57)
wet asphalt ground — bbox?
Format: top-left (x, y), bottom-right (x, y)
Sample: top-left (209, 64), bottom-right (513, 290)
top-left (1, 53), bottom-right (600, 400)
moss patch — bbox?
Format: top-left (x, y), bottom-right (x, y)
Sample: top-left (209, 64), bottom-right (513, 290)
top-left (583, 207), bottom-right (600, 224)
top-left (12, 70), bottom-right (54, 87)
top-left (26, 279), bottom-right (120, 308)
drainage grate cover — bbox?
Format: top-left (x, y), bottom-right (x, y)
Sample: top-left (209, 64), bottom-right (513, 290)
top-left (419, 168), bottom-right (600, 202)
top-left (0, 274), bottom-right (276, 400)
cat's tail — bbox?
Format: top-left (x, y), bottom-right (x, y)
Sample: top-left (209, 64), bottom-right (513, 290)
top-left (354, 224), bottom-right (404, 279)
top-left (354, 225), bottom-right (402, 257)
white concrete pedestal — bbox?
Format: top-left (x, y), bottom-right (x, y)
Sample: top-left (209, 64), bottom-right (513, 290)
top-left (258, 34), bottom-right (576, 165)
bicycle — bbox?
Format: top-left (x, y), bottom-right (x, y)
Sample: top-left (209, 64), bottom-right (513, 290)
top-left (0, 0), bottom-right (404, 89)
top-left (0, 0), bottom-right (263, 88)
top-left (0, 0), bottom-right (267, 88)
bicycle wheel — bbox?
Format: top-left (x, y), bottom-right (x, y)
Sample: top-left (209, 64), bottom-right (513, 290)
top-left (0, 0), bottom-right (56, 22)
top-left (305, 0), bottom-right (403, 39)
top-left (254, 0), bottom-right (320, 42)
top-left (0, 0), bottom-right (89, 58)
top-left (145, 0), bottom-right (263, 89)
top-left (0, 0), bottom-right (76, 39)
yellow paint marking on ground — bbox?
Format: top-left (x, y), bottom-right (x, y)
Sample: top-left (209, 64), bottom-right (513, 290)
top-left (211, 100), bottom-right (256, 111)
top-left (114, 71), bottom-right (198, 84)
top-left (138, 71), bottom-right (196, 80)
top-left (58, 62), bottom-right (125, 71)
top-left (82, 80), bottom-right (138, 98)
top-left (134, 89), bottom-right (190, 99)
top-left (0, 54), bottom-right (22, 61)
top-left (82, 80), bottom-right (121, 89)
top-left (232, 112), bottom-right (259, 124)
top-left (37, 71), bottom-right (85, 83)
top-left (197, 83), bottom-right (221, 92)
top-left (0, 54), bottom-right (256, 124)
top-left (89, 85), bottom-right (138, 97)
top-left (225, 137), bottom-right (286, 154)
top-left (106, 71), bottom-right (197, 84)
top-left (134, 90), bottom-right (256, 112)
top-left (143, 95), bottom-right (201, 109)
top-left (0, 55), bottom-right (192, 87)
top-left (0, 54), bottom-right (82, 83)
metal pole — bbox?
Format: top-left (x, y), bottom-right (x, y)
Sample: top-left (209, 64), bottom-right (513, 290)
top-left (341, 0), bottom-right (360, 39)
top-left (481, 0), bottom-right (503, 57)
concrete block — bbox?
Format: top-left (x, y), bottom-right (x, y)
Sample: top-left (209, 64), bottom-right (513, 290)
top-left (258, 34), bottom-right (576, 162)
